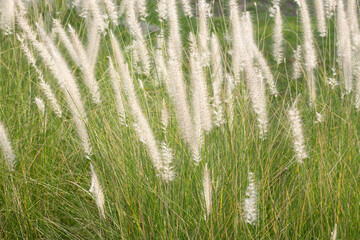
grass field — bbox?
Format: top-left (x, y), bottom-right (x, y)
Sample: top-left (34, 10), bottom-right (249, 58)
top-left (0, 0), bottom-right (359, 239)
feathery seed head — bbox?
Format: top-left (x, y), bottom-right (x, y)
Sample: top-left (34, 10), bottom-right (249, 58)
top-left (157, 0), bottom-right (167, 21)
top-left (0, 0), bottom-right (15, 35)
top-left (225, 73), bottom-right (235, 130)
top-left (297, 0), bottom-right (317, 103)
top-left (103, 0), bottom-right (119, 26)
top-left (108, 57), bottom-right (126, 125)
top-left (86, 18), bottom-right (101, 69)
top-left (347, 0), bottom-right (360, 48)
top-left (155, 33), bottom-right (170, 90)
top-left (88, 0), bottom-right (107, 32)
top-left (89, 163), bottom-right (106, 219)
top-left (298, 0), bottom-right (317, 71)
top-left (18, 16), bottom-right (91, 157)
top-left (292, 45), bottom-right (303, 79)
top-left (241, 12), bottom-right (278, 96)
top-left (17, 34), bottom-right (63, 118)
top-left (35, 97), bottom-right (45, 116)
top-left (273, 5), bottom-right (284, 64)
top-left (331, 223), bottom-right (338, 240)
top-left (288, 102), bottom-right (308, 163)
top-left (337, 0), bottom-right (353, 94)
top-left (125, 0), bottom-right (150, 74)
top-left (229, 0), bottom-right (244, 81)
top-left (39, 81), bottom-right (63, 118)
top-left (68, 24), bottom-right (102, 104)
top-left (203, 164), bottom-right (212, 220)
top-left (211, 33), bottom-right (225, 126)
top-left (136, 0), bottom-right (148, 20)
top-left (314, 112), bottom-right (323, 123)
top-left (314, 0), bottom-right (326, 37)
top-left (111, 33), bottom-right (162, 173)
top-left (0, 122), bottom-right (16, 170)
top-left (243, 172), bottom-right (258, 225)
top-left (180, 0), bottom-right (193, 17)
top-left (189, 32), bottom-right (213, 132)
top-left (53, 19), bottom-right (81, 67)
top-left (166, 18), bottom-right (196, 149)
top-left (269, 0), bottom-right (280, 17)
top-left (161, 99), bottom-right (169, 131)
top-left (198, 0), bottom-right (211, 66)
top-left (325, 0), bottom-right (336, 18)
top-left (160, 142), bottom-right (175, 182)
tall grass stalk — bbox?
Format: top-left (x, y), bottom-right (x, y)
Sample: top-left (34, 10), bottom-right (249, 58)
top-left (16, 5), bottom-right (92, 157)
top-left (297, 0), bottom-right (317, 104)
top-left (108, 57), bottom-right (126, 125)
top-left (210, 33), bottom-right (225, 126)
top-left (241, 12), bottom-right (278, 96)
top-left (336, 0), bottom-right (353, 94)
top-left (1, 0), bottom-right (360, 238)
top-left (314, 0), bottom-right (326, 37)
top-left (68, 25), bottom-right (101, 104)
top-left (189, 32), bottom-right (212, 133)
top-left (110, 33), bottom-right (162, 173)
top-left (273, 4), bottom-right (283, 64)
top-left (288, 101), bottom-right (308, 163)
top-left (126, 0), bottom-right (150, 74)
top-left (17, 35), bottom-right (63, 117)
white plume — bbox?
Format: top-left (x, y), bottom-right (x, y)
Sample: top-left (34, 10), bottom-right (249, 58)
top-left (109, 57), bottom-right (126, 125)
top-left (180, 0), bottom-right (192, 17)
top-left (89, 163), bottom-right (106, 219)
top-left (203, 164), bottom-right (212, 220)
top-left (189, 32), bottom-right (212, 133)
top-left (0, 121), bottom-right (16, 170)
top-left (211, 34), bottom-right (225, 126)
top-left (243, 172), bottom-right (258, 225)
top-left (288, 102), bottom-right (308, 163)
top-left (160, 142), bottom-right (175, 182)
top-left (273, 5), bottom-right (283, 64)
top-left (314, 0), bottom-right (326, 37)
top-left (337, 0), bottom-right (353, 94)
top-left (292, 45), bottom-right (303, 80)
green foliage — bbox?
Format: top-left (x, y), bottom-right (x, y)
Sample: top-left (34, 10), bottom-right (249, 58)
top-left (0, 1), bottom-right (359, 239)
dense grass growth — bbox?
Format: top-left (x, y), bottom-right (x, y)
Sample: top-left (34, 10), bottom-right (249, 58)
top-left (0, 0), bottom-right (359, 239)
